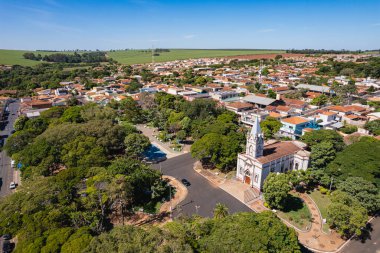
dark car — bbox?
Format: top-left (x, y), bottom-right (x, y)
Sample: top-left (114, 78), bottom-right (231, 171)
top-left (2, 240), bottom-right (13, 253)
top-left (2, 234), bottom-right (11, 240)
top-left (10, 130), bottom-right (15, 134)
top-left (181, 179), bottom-right (191, 187)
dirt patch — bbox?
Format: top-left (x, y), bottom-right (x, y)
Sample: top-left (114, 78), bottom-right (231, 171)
top-left (160, 175), bottom-right (188, 214)
top-left (226, 53), bottom-right (304, 60)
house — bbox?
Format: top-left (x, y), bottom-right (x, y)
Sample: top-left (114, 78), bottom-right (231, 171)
top-left (226, 102), bottom-right (254, 114)
top-left (280, 116), bottom-right (312, 139)
top-left (210, 91), bottom-right (239, 101)
top-left (236, 118), bottom-right (310, 192)
top-left (242, 94), bottom-right (276, 108)
top-left (295, 84), bottom-right (334, 95)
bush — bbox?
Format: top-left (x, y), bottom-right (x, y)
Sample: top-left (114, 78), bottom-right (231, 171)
top-left (319, 186), bottom-right (329, 195)
top-left (340, 125), bottom-right (357, 134)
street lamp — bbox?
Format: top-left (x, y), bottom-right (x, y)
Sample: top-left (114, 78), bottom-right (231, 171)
top-left (195, 205), bottom-right (200, 215)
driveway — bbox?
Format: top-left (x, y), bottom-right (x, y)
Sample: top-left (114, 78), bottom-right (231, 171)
top-left (152, 153), bottom-right (252, 218)
top-left (341, 216), bottom-right (380, 253)
top-left (0, 99), bottom-right (20, 198)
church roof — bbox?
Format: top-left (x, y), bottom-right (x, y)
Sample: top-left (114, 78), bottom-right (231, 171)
top-left (256, 141), bottom-right (303, 164)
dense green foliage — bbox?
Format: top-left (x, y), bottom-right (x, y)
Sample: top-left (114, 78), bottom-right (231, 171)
top-left (260, 116), bottom-right (282, 139)
top-left (337, 177), bottom-right (379, 214)
top-left (263, 173), bottom-right (292, 210)
top-left (23, 51), bottom-right (108, 63)
top-left (0, 105), bottom-right (168, 252)
top-left (364, 119), bottom-right (380, 135)
top-left (326, 139), bottom-right (380, 186)
top-left (316, 57), bottom-right (380, 78)
top-left (301, 129), bottom-right (345, 151)
top-left (165, 212), bottom-right (300, 253)
top-left (327, 191), bottom-right (368, 238)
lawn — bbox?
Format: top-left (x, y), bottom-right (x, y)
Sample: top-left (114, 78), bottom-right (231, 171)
top-left (277, 193), bottom-right (312, 231)
top-left (308, 189), bottom-right (332, 233)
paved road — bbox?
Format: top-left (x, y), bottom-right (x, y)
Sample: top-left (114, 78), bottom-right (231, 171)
top-left (152, 153), bottom-right (252, 218)
top-left (341, 216), bottom-right (380, 253)
top-left (0, 99), bottom-right (20, 198)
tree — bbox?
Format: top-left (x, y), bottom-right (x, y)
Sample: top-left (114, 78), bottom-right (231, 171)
top-left (260, 117), bottom-right (282, 139)
top-left (364, 119), bottom-right (380, 136)
top-left (327, 191), bottom-right (367, 238)
top-left (61, 136), bottom-right (108, 168)
top-left (61, 106), bottom-right (83, 123)
top-left (14, 115), bottom-right (29, 131)
top-left (176, 130), bottom-right (186, 142)
top-left (267, 89), bottom-right (277, 99)
top-left (213, 203), bottom-right (229, 219)
top-left (168, 212), bottom-right (301, 253)
top-left (310, 141), bottom-right (336, 169)
top-left (301, 129), bottom-right (345, 151)
top-left (337, 177), bottom-right (379, 214)
top-left (263, 173), bottom-right (292, 210)
top-left (124, 133), bottom-right (150, 158)
top-left (310, 94), bottom-right (328, 106)
top-left (327, 140), bottom-right (380, 186)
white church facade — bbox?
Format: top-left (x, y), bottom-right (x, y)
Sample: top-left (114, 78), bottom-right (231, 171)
top-left (236, 118), bottom-right (310, 191)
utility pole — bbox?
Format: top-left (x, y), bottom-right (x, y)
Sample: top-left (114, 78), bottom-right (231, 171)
top-left (169, 185), bottom-right (172, 219)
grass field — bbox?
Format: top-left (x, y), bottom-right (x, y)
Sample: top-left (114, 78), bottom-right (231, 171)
top-left (308, 190), bottom-right (332, 233)
top-left (0, 49), bottom-right (285, 66)
top-left (107, 49), bottom-right (285, 65)
top-left (276, 193), bottom-right (312, 231)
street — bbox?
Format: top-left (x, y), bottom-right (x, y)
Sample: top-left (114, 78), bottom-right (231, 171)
top-left (0, 99), bottom-right (20, 198)
top-left (341, 216), bottom-right (380, 253)
top-left (152, 153), bottom-right (252, 218)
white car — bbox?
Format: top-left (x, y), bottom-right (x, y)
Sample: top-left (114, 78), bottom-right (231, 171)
top-left (11, 160), bottom-right (15, 168)
top-left (9, 182), bottom-right (16, 189)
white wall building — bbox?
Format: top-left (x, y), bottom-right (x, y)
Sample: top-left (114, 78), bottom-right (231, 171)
top-left (236, 117), bottom-right (310, 191)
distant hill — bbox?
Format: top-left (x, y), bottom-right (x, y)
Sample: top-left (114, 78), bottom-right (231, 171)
top-left (0, 49), bottom-right (285, 66)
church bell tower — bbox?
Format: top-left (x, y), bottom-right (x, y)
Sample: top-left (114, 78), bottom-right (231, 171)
top-left (246, 116), bottom-right (264, 158)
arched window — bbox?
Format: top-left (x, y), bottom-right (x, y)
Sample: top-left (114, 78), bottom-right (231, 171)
top-left (254, 174), bottom-right (259, 183)
top-left (295, 163), bottom-right (299, 170)
top-left (248, 145), bottom-right (253, 155)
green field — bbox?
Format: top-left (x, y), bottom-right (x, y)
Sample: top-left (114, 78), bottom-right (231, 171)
top-left (107, 49), bottom-right (285, 65)
top-left (0, 49), bottom-right (285, 66)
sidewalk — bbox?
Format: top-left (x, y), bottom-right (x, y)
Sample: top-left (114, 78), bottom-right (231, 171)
top-left (194, 163), bottom-right (347, 253)
top-left (137, 125), bottom-right (188, 159)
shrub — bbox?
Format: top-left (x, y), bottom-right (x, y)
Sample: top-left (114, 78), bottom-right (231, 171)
top-left (319, 186), bottom-right (329, 195)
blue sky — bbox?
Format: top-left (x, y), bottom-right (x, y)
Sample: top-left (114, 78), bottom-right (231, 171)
top-left (0, 0), bottom-right (379, 50)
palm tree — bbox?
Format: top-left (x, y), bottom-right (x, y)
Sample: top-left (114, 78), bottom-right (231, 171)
top-left (213, 203), bottom-right (229, 219)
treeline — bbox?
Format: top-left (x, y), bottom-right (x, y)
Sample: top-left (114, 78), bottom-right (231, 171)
top-left (0, 63), bottom-right (112, 90)
top-left (286, 49), bottom-right (380, 54)
top-left (23, 52), bottom-right (109, 63)
top-left (317, 57), bottom-right (380, 78)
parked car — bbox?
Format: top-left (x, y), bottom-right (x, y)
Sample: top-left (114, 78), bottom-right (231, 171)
top-left (181, 179), bottom-right (191, 187)
top-left (11, 160), bottom-right (15, 168)
top-left (2, 234), bottom-right (11, 240)
top-left (9, 182), bottom-right (16, 189)
top-left (2, 240), bottom-right (12, 253)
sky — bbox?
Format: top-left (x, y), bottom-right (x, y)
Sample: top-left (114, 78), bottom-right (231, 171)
top-left (0, 0), bottom-right (379, 51)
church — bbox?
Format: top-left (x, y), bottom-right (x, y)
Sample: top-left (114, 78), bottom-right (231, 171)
top-left (236, 117), bottom-right (310, 191)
